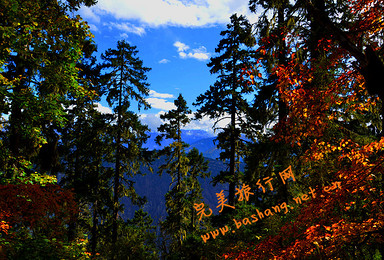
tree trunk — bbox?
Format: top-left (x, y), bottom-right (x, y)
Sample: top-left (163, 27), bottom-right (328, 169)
top-left (91, 199), bottom-right (98, 258)
top-left (112, 57), bottom-right (124, 244)
top-left (228, 52), bottom-right (237, 207)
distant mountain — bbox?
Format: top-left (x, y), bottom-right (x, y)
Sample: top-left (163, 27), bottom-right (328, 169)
top-left (187, 137), bottom-right (221, 159)
top-left (121, 156), bottom-right (229, 225)
top-left (143, 129), bottom-right (221, 159)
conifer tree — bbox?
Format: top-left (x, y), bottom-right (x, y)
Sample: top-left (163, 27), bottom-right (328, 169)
top-left (185, 147), bottom-right (210, 233)
top-left (244, 0), bottom-right (295, 212)
top-left (0, 1), bottom-right (102, 258)
top-left (194, 14), bottom-right (256, 207)
top-left (58, 43), bottom-right (115, 254)
top-left (156, 94), bottom-right (191, 251)
top-left (156, 94), bottom-right (210, 256)
top-left (101, 40), bottom-right (151, 245)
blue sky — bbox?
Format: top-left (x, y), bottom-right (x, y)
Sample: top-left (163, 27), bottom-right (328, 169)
top-left (78, 0), bottom-right (258, 133)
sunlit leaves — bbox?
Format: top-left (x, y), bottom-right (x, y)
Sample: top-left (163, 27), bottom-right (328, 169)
top-left (227, 0), bottom-right (384, 258)
top-left (0, 0), bottom-right (96, 175)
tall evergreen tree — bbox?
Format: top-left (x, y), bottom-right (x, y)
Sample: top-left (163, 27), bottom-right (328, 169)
top-left (103, 208), bottom-right (159, 259)
top-left (0, 1), bottom-right (102, 258)
top-left (156, 94), bottom-right (191, 252)
top-left (194, 14), bottom-right (256, 207)
top-left (101, 40), bottom-right (151, 245)
top-left (156, 94), bottom-right (210, 256)
top-left (58, 42), bottom-right (116, 255)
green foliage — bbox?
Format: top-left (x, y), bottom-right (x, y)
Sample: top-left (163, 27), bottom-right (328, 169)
top-left (102, 40), bottom-right (150, 111)
top-left (8, 0), bottom-right (384, 258)
top-left (0, 1), bottom-right (161, 259)
top-left (101, 209), bottom-right (159, 260)
top-left (101, 39), bottom-right (152, 245)
top-left (5, 235), bottom-right (91, 260)
top-left (156, 94), bottom-right (192, 253)
top-left (156, 94), bottom-right (191, 143)
top-left (156, 95), bottom-right (211, 257)
top-left (1, 171), bottom-right (57, 186)
top-left (0, 0), bottom-right (95, 177)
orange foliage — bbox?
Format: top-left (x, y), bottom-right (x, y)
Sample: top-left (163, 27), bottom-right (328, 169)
top-left (225, 0), bottom-right (384, 258)
top-left (224, 167), bottom-right (384, 258)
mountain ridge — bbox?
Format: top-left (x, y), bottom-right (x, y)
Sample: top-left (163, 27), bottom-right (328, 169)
top-left (143, 129), bottom-right (221, 159)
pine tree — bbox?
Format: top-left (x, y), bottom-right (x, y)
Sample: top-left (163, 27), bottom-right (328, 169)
top-left (194, 14), bottom-right (256, 207)
top-left (104, 208), bottom-right (159, 259)
top-left (244, 0), bottom-right (296, 215)
top-left (58, 43), bottom-right (115, 253)
top-left (156, 94), bottom-right (191, 252)
top-left (101, 40), bottom-right (151, 245)
top-left (156, 94), bottom-right (210, 256)
top-left (0, 1), bottom-right (99, 257)
top-left (185, 147), bottom-right (210, 234)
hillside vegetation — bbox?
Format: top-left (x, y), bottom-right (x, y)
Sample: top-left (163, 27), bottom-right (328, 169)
top-left (1, 0), bottom-right (384, 259)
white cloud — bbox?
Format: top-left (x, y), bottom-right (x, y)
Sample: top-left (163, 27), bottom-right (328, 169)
top-left (179, 52), bottom-right (187, 58)
top-left (104, 22), bottom-right (146, 36)
top-left (186, 113), bottom-right (230, 133)
top-left (146, 98), bottom-right (177, 110)
top-left (88, 23), bottom-right (100, 33)
top-left (85, 0), bottom-right (258, 28)
top-left (159, 58), bottom-right (170, 64)
top-left (174, 41), bottom-right (190, 52)
top-left (139, 112), bottom-right (164, 132)
top-left (149, 90), bottom-right (174, 99)
top-left (187, 46), bottom-right (209, 60)
top-left (120, 33), bottom-right (129, 39)
top-left (80, 7), bottom-right (101, 23)
top-left (94, 103), bottom-right (113, 114)
top-left (174, 41), bottom-right (210, 61)
top-left (144, 90), bottom-right (176, 111)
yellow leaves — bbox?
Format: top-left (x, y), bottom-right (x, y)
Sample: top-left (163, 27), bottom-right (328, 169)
top-left (307, 136), bottom-right (384, 169)
top-left (0, 221), bottom-right (10, 234)
top-left (11, 173), bottom-right (58, 185)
